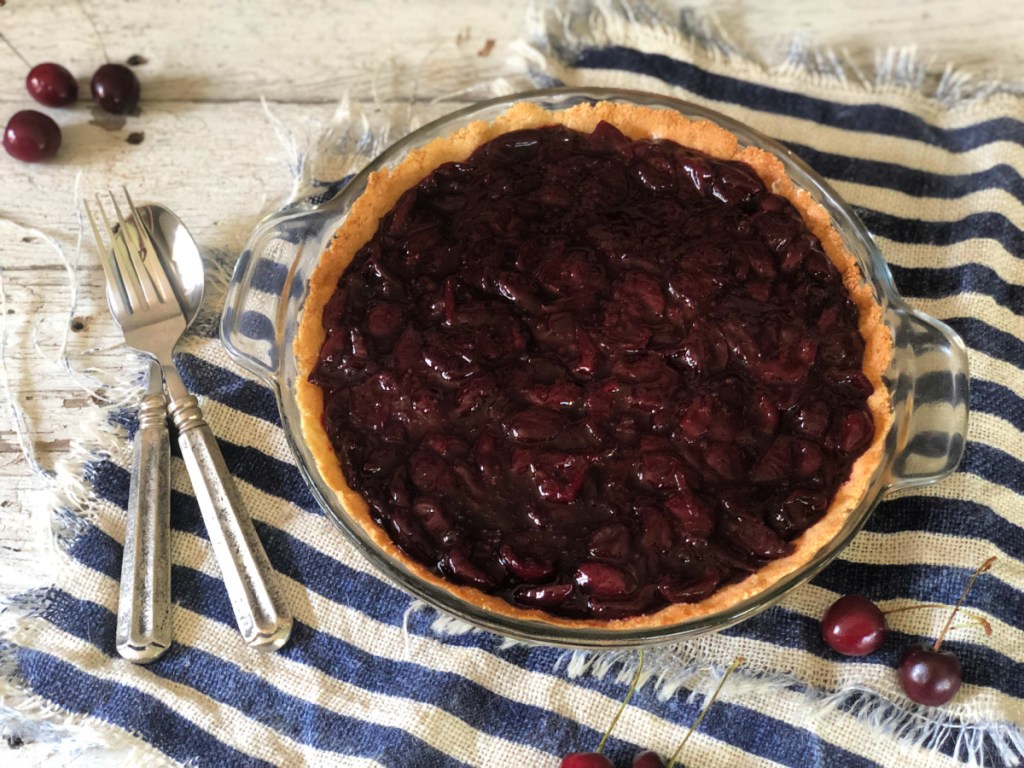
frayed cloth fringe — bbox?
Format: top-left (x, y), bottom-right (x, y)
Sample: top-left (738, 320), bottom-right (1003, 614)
top-left (516, 0), bottom-right (1024, 108)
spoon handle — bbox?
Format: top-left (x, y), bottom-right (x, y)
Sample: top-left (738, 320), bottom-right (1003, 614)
top-left (166, 386), bottom-right (292, 652)
top-left (117, 361), bottom-right (172, 663)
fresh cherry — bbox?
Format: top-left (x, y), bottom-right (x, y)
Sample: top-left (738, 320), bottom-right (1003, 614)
top-left (3, 110), bottom-right (61, 162)
top-left (821, 594), bottom-right (888, 656)
top-left (560, 754), bottom-right (614, 768)
top-left (26, 62), bottom-right (78, 107)
top-left (898, 644), bottom-right (962, 707)
top-left (90, 63), bottom-right (140, 114)
top-left (633, 750), bottom-right (667, 767)
top-left (895, 556), bottom-right (996, 706)
top-left (821, 561), bottom-right (995, 707)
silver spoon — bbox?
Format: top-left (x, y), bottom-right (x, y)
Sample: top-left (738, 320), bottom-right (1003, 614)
top-left (111, 204), bottom-right (203, 663)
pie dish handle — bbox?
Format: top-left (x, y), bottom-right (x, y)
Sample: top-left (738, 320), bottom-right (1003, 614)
top-left (881, 302), bottom-right (969, 494)
top-left (221, 203), bottom-right (333, 383)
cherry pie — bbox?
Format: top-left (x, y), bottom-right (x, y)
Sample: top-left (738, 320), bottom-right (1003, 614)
top-left (294, 102), bottom-right (892, 627)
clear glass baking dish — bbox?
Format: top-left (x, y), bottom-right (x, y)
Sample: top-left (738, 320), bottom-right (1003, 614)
top-left (221, 87), bottom-right (969, 649)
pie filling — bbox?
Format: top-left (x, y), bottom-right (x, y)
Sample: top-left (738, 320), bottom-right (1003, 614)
top-left (310, 121), bottom-right (876, 620)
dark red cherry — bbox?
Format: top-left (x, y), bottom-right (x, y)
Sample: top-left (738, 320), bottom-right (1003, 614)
top-left (837, 409), bottom-right (873, 454)
top-left (499, 544), bottom-right (553, 582)
top-left (444, 549), bottom-right (494, 590)
top-left (633, 750), bottom-right (667, 768)
top-left (898, 644), bottom-right (962, 706)
top-left (26, 63), bottom-right (78, 107)
top-left (821, 595), bottom-right (888, 656)
top-left (574, 562), bottom-right (636, 598)
top-left (513, 583), bottom-right (573, 608)
top-left (560, 753), bottom-right (614, 768)
top-left (90, 63), bottom-right (140, 114)
top-left (3, 110), bottom-right (61, 162)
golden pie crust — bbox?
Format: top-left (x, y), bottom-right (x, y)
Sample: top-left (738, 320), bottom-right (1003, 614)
top-left (294, 102), bottom-right (894, 630)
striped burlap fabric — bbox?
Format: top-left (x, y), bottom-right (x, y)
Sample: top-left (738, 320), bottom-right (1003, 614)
top-left (3, 2), bottom-right (1022, 766)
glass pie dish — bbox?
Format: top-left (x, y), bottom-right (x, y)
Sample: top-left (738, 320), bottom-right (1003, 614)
top-left (221, 87), bottom-right (969, 649)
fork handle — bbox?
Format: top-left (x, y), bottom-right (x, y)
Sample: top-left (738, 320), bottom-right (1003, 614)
top-left (117, 386), bottom-right (173, 663)
top-left (168, 393), bottom-right (292, 651)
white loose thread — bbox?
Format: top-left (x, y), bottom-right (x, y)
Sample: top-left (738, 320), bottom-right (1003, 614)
top-left (0, 268), bottom-right (45, 478)
top-left (260, 95), bottom-right (306, 205)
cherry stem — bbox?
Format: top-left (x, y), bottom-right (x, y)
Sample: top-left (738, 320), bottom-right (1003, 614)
top-left (882, 603), bottom-right (992, 635)
top-left (76, 0), bottom-right (109, 64)
top-left (949, 619), bottom-right (993, 636)
top-left (596, 650), bottom-right (644, 754)
top-left (0, 30), bottom-right (31, 68)
top-left (667, 656), bottom-right (745, 768)
top-left (934, 556), bottom-right (996, 652)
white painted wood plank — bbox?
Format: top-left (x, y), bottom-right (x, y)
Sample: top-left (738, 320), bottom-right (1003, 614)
top-left (0, 1), bottom-right (1021, 106)
top-left (0, 0), bottom-right (524, 103)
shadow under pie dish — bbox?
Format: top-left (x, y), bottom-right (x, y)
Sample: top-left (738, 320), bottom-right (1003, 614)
top-left (293, 97), bottom-right (895, 630)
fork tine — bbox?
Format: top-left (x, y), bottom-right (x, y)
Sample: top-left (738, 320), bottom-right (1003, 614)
top-left (123, 186), bottom-right (177, 307)
top-left (116, 189), bottom-right (151, 271)
top-left (109, 191), bottom-right (161, 309)
top-left (84, 198), bottom-right (132, 319)
top-left (98, 193), bottom-right (146, 312)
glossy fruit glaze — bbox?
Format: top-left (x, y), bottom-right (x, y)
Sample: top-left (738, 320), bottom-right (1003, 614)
top-left (310, 121), bottom-right (875, 620)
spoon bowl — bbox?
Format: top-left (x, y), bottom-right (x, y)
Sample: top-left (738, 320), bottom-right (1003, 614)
top-left (105, 203), bottom-right (205, 328)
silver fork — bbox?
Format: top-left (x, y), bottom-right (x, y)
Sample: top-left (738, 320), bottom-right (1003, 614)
top-left (87, 190), bottom-right (292, 653)
top-left (86, 194), bottom-right (174, 664)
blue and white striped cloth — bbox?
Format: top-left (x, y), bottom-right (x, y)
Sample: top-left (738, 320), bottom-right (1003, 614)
top-left (8, 3), bottom-right (1024, 766)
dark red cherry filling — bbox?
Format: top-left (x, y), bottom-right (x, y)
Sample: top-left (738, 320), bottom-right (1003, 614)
top-left (311, 121), bottom-right (876, 619)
